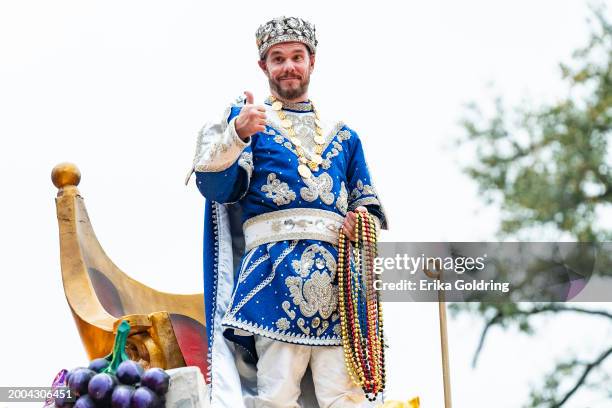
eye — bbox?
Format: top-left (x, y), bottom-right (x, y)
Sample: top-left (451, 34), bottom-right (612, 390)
top-left (294, 55), bottom-right (303, 61)
top-left (274, 57), bottom-right (283, 64)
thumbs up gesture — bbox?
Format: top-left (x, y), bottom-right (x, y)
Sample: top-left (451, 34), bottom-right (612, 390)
top-left (235, 91), bottom-right (267, 141)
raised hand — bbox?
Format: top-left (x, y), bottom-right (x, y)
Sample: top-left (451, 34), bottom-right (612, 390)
top-left (235, 91), bottom-right (267, 141)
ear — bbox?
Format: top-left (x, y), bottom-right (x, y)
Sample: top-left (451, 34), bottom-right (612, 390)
top-left (309, 52), bottom-right (316, 73)
top-left (258, 59), bottom-right (268, 74)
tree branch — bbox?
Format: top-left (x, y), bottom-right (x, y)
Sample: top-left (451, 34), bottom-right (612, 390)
top-left (528, 305), bottom-right (612, 320)
top-left (471, 312), bottom-right (501, 367)
top-left (552, 344), bottom-right (612, 407)
top-left (472, 304), bottom-right (612, 367)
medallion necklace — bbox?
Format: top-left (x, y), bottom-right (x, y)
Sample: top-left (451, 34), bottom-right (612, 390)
top-left (269, 95), bottom-right (325, 179)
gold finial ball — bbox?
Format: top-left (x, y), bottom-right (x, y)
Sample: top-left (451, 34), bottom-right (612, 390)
top-left (51, 162), bottom-right (81, 188)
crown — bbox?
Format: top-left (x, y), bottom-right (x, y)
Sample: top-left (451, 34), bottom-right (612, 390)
top-left (255, 16), bottom-right (317, 59)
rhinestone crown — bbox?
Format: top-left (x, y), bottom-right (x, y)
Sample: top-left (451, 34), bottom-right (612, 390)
top-left (255, 16), bottom-right (317, 59)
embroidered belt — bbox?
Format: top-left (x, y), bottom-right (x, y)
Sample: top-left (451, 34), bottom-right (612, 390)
top-left (243, 208), bottom-right (344, 251)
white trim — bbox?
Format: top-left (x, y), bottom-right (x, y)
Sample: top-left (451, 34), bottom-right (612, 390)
top-left (194, 116), bottom-right (251, 173)
top-left (222, 316), bottom-right (342, 346)
top-left (209, 203), bottom-right (247, 408)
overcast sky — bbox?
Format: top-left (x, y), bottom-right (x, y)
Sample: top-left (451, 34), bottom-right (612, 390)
top-left (1, 1), bottom-right (610, 407)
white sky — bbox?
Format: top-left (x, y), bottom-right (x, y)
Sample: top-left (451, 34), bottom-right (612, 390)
top-left (1, 1), bottom-right (610, 407)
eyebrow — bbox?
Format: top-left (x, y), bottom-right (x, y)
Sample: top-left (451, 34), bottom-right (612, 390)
top-left (269, 48), bottom-right (306, 57)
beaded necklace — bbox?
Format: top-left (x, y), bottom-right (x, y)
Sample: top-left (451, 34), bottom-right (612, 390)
top-left (337, 212), bottom-right (386, 401)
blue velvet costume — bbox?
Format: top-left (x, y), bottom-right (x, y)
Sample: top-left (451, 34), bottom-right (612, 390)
top-left (190, 98), bottom-right (387, 406)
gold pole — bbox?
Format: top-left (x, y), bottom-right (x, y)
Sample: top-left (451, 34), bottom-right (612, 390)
top-left (424, 262), bottom-right (452, 408)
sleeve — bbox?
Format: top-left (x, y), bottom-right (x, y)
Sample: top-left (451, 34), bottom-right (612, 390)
top-left (346, 128), bottom-right (389, 230)
top-left (189, 106), bottom-right (254, 204)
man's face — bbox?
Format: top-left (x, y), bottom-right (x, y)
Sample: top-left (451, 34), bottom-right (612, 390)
top-left (258, 42), bottom-right (315, 100)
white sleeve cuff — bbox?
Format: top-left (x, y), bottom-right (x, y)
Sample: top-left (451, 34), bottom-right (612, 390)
top-left (192, 114), bottom-right (251, 173)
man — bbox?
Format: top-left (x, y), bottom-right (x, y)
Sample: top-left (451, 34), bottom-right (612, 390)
top-left (188, 16), bottom-right (388, 408)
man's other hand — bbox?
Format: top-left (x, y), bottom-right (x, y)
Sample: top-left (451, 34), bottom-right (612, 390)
top-left (342, 206), bottom-right (368, 241)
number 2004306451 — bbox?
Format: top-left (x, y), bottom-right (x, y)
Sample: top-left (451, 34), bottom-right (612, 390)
top-left (1, 387), bottom-right (75, 402)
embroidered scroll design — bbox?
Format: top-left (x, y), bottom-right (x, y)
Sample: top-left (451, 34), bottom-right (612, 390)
top-left (276, 317), bottom-right (290, 331)
top-left (285, 244), bottom-right (338, 320)
top-left (291, 243), bottom-right (337, 279)
top-left (238, 151), bottom-right (253, 178)
top-left (261, 173), bottom-right (296, 205)
top-left (349, 179), bottom-right (377, 201)
top-left (282, 300), bottom-right (296, 320)
top-left (316, 321), bottom-right (329, 337)
top-left (321, 141), bottom-right (344, 170)
top-left (297, 318), bottom-right (310, 335)
top-left (300, 173), bottom-right (334, 205)
top-left (337, 129), bottom-right (351, 141)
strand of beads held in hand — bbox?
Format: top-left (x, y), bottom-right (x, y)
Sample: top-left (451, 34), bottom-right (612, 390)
top-left (337, 211), bottom-right (386, 401)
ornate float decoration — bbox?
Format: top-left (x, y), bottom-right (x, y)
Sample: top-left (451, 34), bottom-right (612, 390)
top-left (51, 163), bottom-right (207, 378)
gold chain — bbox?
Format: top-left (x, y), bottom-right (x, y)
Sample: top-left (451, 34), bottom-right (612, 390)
top-left (270, 95), bottom-right (324, 179)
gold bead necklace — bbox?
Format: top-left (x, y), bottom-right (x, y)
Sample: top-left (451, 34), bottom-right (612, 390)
top-left (337, 211), bottom-right (386, 401)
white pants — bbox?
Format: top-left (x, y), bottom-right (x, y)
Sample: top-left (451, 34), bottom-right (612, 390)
top-left (253, 335), bottom-right (368, 408)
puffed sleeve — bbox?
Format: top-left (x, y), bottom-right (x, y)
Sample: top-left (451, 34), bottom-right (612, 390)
top-left (345, 127), bottom-right (388, 230)
top-left (188, 105), bottom-right (253, 204)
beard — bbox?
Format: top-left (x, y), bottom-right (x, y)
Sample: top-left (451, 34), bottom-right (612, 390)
top-left (268, 73), bottom-right (310, 100)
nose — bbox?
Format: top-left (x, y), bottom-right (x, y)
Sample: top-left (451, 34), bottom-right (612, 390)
top-left (281, 60), bottom-right (298, 76)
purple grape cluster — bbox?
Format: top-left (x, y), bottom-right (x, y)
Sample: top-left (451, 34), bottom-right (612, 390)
top-left (58, 360), bottom-right (170, 408)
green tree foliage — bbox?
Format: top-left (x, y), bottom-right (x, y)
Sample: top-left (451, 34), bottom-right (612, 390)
top-left (456, 6), bottom-right (612, 407)
top-left (461, 8), bottom-right (612, 242)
